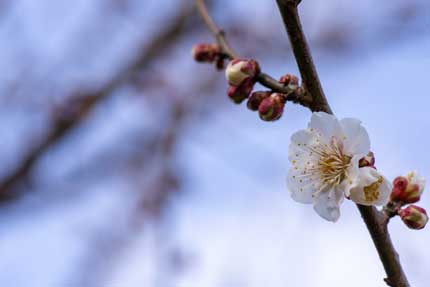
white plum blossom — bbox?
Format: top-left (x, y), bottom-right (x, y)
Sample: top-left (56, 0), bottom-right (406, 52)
top-left (287, 112), bottom-right (392, 222)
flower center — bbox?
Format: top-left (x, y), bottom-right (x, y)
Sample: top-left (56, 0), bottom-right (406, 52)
top-left (317, 137), bottom-right (351, 187)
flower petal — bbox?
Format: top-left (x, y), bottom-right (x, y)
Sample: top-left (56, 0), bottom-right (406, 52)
top-left (313, 187), bottom-right (343, 222)
top-left (349, 167), bottom-right (391, 206)
top-left (308, 112), bottom-right (342, 140)
top-left (340, 155), bottom-right (361, 198)
top-left (287, 129), bottom-right (321, 203)
top-left (339, 118), bottom-right (370, 156)
top-left (287, 168), bottom-right (315, 204)
top-left (288, 129), bottom-right (320, 162)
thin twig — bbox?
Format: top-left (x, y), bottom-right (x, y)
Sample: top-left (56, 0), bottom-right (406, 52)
top-left (196, 0), bottom-right (410, 286)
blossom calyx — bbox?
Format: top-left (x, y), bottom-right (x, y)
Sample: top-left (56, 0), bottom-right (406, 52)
top-left (225, 59), bottom-right (260, 86)
top-left (390, 171), bottom-right (425, 204)
top-left (359, 152), bottom-right (375, 168)
top-left (399, 205), bottom-right (428, 230)
top-left (279, 74), bottom-right (299, 90)
top-left (227, 77), bottom-right (254, 104)
top-left (258, 93), bottom-right (285, 121)
top-left (192, 43), bottom-right (220, 63)
top-left (247, 91), bottom-right (271, 111)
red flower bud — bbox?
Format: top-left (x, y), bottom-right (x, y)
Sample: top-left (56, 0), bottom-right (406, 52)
top-left (279, 74), bottom-right (299, 90)
top-left (247, 91), bottom-right (271, 111)
top-left (399, 205), bottom-right (428, 230)
top-left (192, 43), bottom-right (220, 63)
top-left (258, 93), bottom-right (285, 121)
top-left (390, 172), bottom-right (425, 204)
top-left (359, 151), bottom-right (375, 168)
top-left (227, 77), bottom-right (254, 104)
top-left (225, 59), bottom-right (260, 86)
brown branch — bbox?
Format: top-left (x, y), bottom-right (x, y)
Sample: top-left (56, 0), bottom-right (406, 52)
top-left (0, 4), bottom-right (195, 203)
top-left (275, 1), bottom-right (409, 286)
top-left (195, 0), bottom-right (312, 107)
top-left (196, 0), bottom-right (410, 286)
top-left (275, 0), bottom-right (332, 114)
top-left (357, 205), bottom-right (409, 287)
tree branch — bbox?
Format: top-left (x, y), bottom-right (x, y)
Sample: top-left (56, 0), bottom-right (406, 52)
top-left (275, 1), bottom-right (408, 286)
top-left (275, 0), bottom-right (331, 114)
top-left (196, 0), bottom-right (410, 286)
top-left (275, 1), bottom-right (409, 286)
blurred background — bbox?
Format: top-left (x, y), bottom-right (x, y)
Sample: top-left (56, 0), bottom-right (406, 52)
top-left (0, 0), bottom-right (429, 286)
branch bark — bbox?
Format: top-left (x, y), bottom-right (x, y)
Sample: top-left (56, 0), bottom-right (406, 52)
top-left (196, 0), bottom-right (410, 286)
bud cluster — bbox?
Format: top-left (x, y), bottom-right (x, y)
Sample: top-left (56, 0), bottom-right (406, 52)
top-left (388, 171), bottom-right (428, 230)
top-left (192, 45), bottom-right (302, 122)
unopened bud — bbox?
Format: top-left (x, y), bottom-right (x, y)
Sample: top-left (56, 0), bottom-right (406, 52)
top-left (247, 91), bottom-right (271, 111)
top-left (225, 59), bottom-right (260, 86)
top-left (359, 152), bottom-right (375, 168)
top-left (390, 171), bottom-right (425, 204)
top-left (399, 205), bottom-right (428, 230)
top-left (258, 93), bottom-right (285, 121)
top-left (192, 43), bottom-right (220, 63)
top-left (279, 74), bottom-right (299, 90)
top-left (227, 77), bottom-right (254, 104)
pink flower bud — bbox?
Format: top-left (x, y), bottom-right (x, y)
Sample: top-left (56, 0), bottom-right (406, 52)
top-left (279, 74), bottom-right (299, 90)
top-left (359, 151), bottom-right (375, 168)
top-left (247, 91), bottom-right (271, 111)
top-left (258, 93), bottom-right (285, 121)
top-left (390, 171), bottom-right (425, 204)
top-left (399, 205), bottom-right (428, 230)
top-left (192, 43), bottom-right (220, 63)
top-left (225, 59), bottom-right (260, 86)
top-left (227, 77), bottom-right (254, 104)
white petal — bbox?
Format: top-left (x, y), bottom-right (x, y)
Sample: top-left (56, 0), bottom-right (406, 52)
top-left (288, 129), bottom-right (320, 163)
top-left (287, 168), bottom-right (315, 204)
top-left (339, 118), bottom-right (370, 156)
top-left (340, 155), bottom-right (361, 198)
top-left (287, 129), bottom-right (321, 204)
top-left (349, 167), bottom-right (392, 206)
top-left (308, 112), bottom-right (342, 140)
top-left (313, 187), bottom-right (343, 222)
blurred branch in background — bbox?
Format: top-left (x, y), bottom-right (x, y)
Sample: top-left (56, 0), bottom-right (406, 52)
top-left (69, 75), bottom-right (218, 285)
top-left (0, 1), bottom-right (196, 204)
